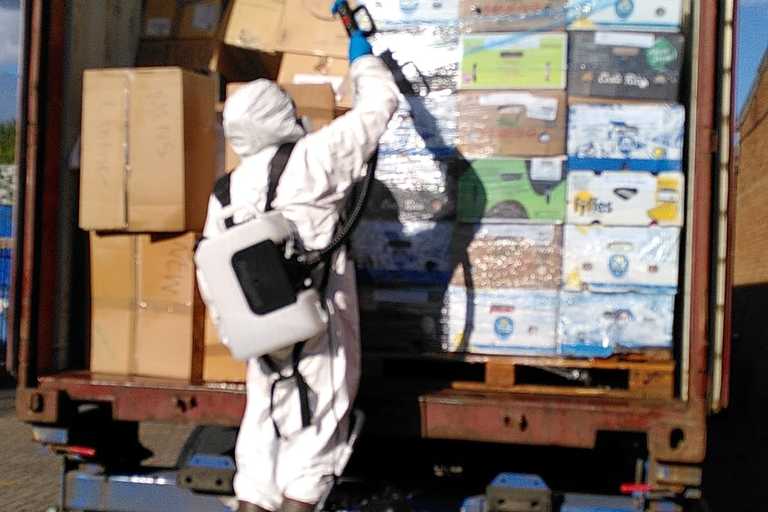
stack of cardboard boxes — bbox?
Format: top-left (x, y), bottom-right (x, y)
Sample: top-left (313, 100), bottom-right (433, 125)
top-left (81, 0), bottom-right (689, 378)
top-left (81, 66), bottom-right (220, 381)
top-left (351, 0), bottom-right (687, 358)
top-left (83, 0), bottom-right (364, 383)
top-left (561, 0), bottom-right (686, 356)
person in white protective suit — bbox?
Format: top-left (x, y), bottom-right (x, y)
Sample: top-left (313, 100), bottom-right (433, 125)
top-left (201, 22), bottom-right (399, 512)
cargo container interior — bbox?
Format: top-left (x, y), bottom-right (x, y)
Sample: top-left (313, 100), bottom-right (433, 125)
top-left (10, 0), bottom-right (730, 474)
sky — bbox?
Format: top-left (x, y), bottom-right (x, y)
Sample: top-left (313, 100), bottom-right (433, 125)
top-left (0, 0), bottom-right (19, 122)
top-left (0, 1), bottom-right (765, 120)
top-left (736, 0), bottom-right (768, 116)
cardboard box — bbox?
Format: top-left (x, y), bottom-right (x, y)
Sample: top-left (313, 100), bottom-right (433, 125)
top-left (568, 32), bottom-right (685, 101)
top-left (562, 225), bottom-right (680, 293)
top-left (80, 68), bottom-right (216, 232)
top-left (445, 286), bottom-right (558, 355)
top-left (450, 224), bottom-right (563, 290)
top-left (459, 32), bottom-right (567, 90)
top-left (360, 0), bottom-right (459, 29)
top-left (351, 220), bottom-right (454, 286)
top-left (142, 0), bottom-right (177, 39)
top-left (367, 154), bottom-right (461, 221)
top-left (136, 40), bottom-right (283, 91)
top-left (90, 232), bottom-right (205, 380)
top-left (277, 53), bottom-right (352, 110)
top-left (372, 28), bottom-right (460, 95)
top-left (203, 315), bottom-right (247, 382)
top-left (358, 287), bottom-right (446, 352)
top-left (379, 94), bottom-right (459, 158)
top-left (459, 0), bottom-right (567, 32)
top-left (567, 0), bottom-right (682, 32)
top-left (559, 291), bottom-right (675, 357)
top-left (224, 82), bottom-right (337, 171)
top-left (458, 91), bottom-right (567, 157)
top-left (177, 0), bottom-right (223, 39)
top-left (567, 102), bottom-right (685, 171)
top-left (567, 171), bottom-right (685, 226)
top-left (458, 157), bottom-right (566, 222)
top-left (221, 0), bottom-right (348, 58)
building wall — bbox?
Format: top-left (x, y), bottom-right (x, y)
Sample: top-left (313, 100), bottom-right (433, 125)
top-left (734, 54), bottom-right (768, 286)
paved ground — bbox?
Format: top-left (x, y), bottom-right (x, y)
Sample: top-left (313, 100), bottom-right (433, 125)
top-left (0, 385), bottom-right (195, 511)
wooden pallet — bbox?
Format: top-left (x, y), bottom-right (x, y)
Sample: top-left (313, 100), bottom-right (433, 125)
top-left (364, 350), bottom-right (675, 401)
top-left (451, 354), bottom-right (675, 400)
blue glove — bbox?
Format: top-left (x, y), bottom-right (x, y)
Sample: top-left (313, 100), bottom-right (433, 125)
top-left (331, 0), bottom-right (345, 14)
top-left (348, 30), bottom-right (373, 63)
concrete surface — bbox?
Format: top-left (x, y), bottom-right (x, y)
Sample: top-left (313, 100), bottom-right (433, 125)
top-left (0, 386), bottom-right (195, 511)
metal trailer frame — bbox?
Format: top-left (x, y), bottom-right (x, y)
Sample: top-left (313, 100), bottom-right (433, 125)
top-left (9, 0), bottom-right (732, 498)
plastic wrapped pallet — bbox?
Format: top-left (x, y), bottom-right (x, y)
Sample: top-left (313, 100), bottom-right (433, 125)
top-left (379, 93), bottom-right (459, 158)
top-left (358, 287), bottom-right (446, 352)
top-left (458, 91), bottom-right (567, 157)
top-left (567, 102), bottom-right (685, 171)
top-left (359, 0), bottom-right (460, 30)
top-left (458, 157), bottom-right (566, 223)
top-left (450, 224), bottom-right (563, 290)
top-left (559, 291), bottom-right (675, 357)
top-left (562, 225), bottom-right (680, 293)
top-left (568, 31), bottom-right (685, 101)
top-left (459, 32), bottom-right (568, 90)
top-left (371, 26), bottom-right (460, 95)
top-left (567, 171), bottom-right (685, 226)
top-left (445, 286), bottom-right (558, 355)
top-left (459, 0), bottom-right (567, 32)
top-left (351, 220), bottom-right (454, 286)
top-left (367, 154), bottom-right (463, 221)
top-left (567, 0), bottom-right (683, 32)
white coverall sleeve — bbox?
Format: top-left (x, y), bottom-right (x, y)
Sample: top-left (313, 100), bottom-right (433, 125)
top-left (270, 55), bottom-right (399, 250)
top-left (307, 55), bottom-right (400, 182)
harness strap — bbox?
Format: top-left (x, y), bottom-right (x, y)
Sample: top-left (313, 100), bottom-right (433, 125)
top-left (212, 173), bottom-right (234, 228)
top-left (265, 142), bottom-right (297, 213)
top-left (262, 341), bottom-right (310, 438)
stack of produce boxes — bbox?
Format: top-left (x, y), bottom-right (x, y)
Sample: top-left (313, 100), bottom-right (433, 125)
top-left (450, 2), bottom-right (569, 355)
top-left (352, 2), bottom-right (463, 352)
top-left (562, 0), bottom-right (686, 357)
top-left (352, 0), bottom-right (687, 360)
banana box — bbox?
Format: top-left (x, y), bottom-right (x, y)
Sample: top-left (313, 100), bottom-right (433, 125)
top-left (445, 286), bottom-right (558, 355)
top-left (379, 94), bottom-right (458, 158)
top-left (372, 27), bottom-right (460, 95)
top-left (567, 0), bottom-right (683, 32)
top-left (567, 102), bottom-right (685, 171)
top-left (567, 171), bottom-right (684, 226)
top-left (563, 225), bottom-right (680, 292)
top-left (559, 291), bottom-right (675, 357)
top-left (351, 220), bottom-right (454, 286)
top-left (359, 0), bottom-right (460, 29)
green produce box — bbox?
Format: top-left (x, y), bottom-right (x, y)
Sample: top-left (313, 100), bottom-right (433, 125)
top-left (460, 32), bottom-right (567, 90)
top-left (458, 158), bottom-right (566, 222)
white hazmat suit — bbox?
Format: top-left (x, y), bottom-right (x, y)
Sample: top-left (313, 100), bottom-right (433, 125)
top-left (202, 56), bottom-right (399, 510)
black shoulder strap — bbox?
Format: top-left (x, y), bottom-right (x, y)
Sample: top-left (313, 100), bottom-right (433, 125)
top-left (212, 173), bottom-right (234, 228)
top-left (265, 142), bottom-right (297, 213)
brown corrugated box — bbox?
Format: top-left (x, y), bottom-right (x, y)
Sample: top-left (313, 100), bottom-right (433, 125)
top-left (90, 232), bottom-right (205, 381)
top-left (224, 82), bottom-right (337, 172)
top-left (221, 0), bottom-right (348, 58)
top-left (176, 0), bottom-right (223, 39)
top-left (458, 90), bottom-right (567, 157)
top-left (204, 316), bottom-right (247, 382)
top-left (80, 67), bottom-right (216, 232)
top-left (278, 53), bottom-right (353, 110)
top-left (142, 0), bottom-right (177, 39)
top-left (136, 40), bottom-right (283, 93)
top-left (459, 0), bottom-right (567, 32)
